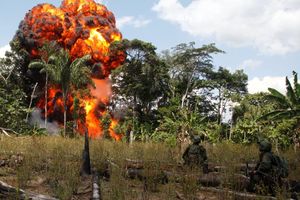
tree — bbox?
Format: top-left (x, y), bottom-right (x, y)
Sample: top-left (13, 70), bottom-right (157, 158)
top-left (165, 42), bottom-right (224, 109)
top-left (28, 42), bottom-right (59, 128)
top-left (154, 107), bottom-right (207, 147)
top-left (111, 39), bottom-right (170, 136)
top-left (258, 71), bottom-right (300, 148)
top-left (260, 71), bottom-right (300, 120)
top-left (0, 39), bottom-right (31, 97)
top-left (0, 54), bottom-right (29, 133)
top-left (154, 43), bottom-right (225, 145)
top-left (208, 67), bottom-right (248, 124)
top-left (231, 92), bottom-right (296, 146)
top-left (0, 81), bottom-right (28, 132)
top-left (47, 49), bottom-right (93, 136)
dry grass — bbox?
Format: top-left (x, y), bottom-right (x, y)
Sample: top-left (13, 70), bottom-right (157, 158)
top-left (0, 136), bottom-right (299, 199)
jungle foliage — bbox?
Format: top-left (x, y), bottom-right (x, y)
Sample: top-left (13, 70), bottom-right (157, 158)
top-left (0, 38), bottom-right (299, 147)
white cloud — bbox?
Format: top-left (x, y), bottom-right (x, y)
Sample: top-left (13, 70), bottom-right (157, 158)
top-left (248, 76), bottom-right (286, 94)
top-left (117, 16), bottom-right (151, 29)
top-left (239, 59), bottom-right (263, 70)
top-left (0, 45), bottom-right (10, 58)
top-left (153, 0), bottom-right (300, 55)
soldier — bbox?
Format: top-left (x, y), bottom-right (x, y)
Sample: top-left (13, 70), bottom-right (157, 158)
top-left (182, 135), bottom-right (208, 173)
top-left (247, 139), bottom-right (281, 196)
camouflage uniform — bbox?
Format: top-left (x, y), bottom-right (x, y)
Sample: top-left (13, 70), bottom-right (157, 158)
top-left (247, 140), bottom-right (281, 196)
top-left (182, 136), bottom-right (208, 173)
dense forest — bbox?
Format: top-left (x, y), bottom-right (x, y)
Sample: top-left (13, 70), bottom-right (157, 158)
top-left (0, 38), bottom-right (299, 149)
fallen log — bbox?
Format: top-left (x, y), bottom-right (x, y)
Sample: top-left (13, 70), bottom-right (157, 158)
top-left (123, 159), bottom-right (170, 184)
top-left (124, 159), bottom-right (256, 174)
top-left (124, 158), bottom-right (178, 171)
top-left (0, 181), bottom-right (58, 200)
top-left (124, 159), bottom-right (144, 169)
top-left (198, 172), bottom-right (223, 187)
top-left (208, 163), bottom-right (256, 173)
top-left (200, 186), bottom-right (278, 200)
top-left (199, 172), bottom-right (250, 191)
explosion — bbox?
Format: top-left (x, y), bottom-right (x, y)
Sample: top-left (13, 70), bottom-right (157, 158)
top-left (16, 0), bottom-right (125, 139)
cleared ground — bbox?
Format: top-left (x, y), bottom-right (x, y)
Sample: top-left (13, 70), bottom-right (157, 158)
top-left (0, 136), bottom-right (299, 199)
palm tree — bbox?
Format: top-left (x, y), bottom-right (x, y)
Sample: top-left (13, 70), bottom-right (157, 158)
top-left (259, 71), bottom-right (300, 120)
top-left (28, 42), bottom-right (59, 128)
top-left (48, 49), bottom-right (93, 136)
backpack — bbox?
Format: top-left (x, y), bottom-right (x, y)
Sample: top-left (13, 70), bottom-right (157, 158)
top-left (272, 154), bottom-right (289, 178)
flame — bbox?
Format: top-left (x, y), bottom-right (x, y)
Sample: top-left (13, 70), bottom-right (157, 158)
top-left (22, 0), bottom-right (125, 140)
top-left (82, 98), bottom-right (102, 139)
top-left (109, 119), bottom-right (122, 141)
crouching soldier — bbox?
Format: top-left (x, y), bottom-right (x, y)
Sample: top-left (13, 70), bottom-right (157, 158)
top-left (182, 135), bottom-right (209, 173)
top-left (247, 139), bottom-right (285, 196)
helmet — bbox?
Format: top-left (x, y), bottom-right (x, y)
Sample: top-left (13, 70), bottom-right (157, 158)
top-left (192, 136), bottom-right (201, 144)
top-left (258, 140), bottom-right (272, 152)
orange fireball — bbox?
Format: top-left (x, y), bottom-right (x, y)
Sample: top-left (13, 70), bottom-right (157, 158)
top-left (20, 0), bottom-right (125, 139)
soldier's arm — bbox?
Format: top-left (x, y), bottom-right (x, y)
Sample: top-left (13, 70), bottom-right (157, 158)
top-left (201, 146), bottom-right (208, 161)
top-left (182, 146), bottom-right (190, 159)
top-left (256, 153), bottom-right (272, 173)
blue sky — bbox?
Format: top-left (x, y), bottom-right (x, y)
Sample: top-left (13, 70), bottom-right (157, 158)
top-left (0, 0), bottom-right (299, 93)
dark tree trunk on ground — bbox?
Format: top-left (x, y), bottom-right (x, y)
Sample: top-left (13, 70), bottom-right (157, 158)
top-left (0, 181), bottom-right (57, 200)
top-left (81, 128), bottom-right (91, 176)
top-left (45, 73), bottom-right (48, 129)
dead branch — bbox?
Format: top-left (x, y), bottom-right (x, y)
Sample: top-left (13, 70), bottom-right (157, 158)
top-left (1, 129), bottom-right (11, 137)
top-left (175, 190), bottom-right (186, 200)
top-left (0, 65), bottom-right (16, 85)
top-left (0, 181), bottom-right (58, 200)
top-left (26, 82), bottom-right (38, 122)
top-left (0, 73), bottom-right (6, 83)
top-left (107, 158), bottom-right (120, 169)
top-left (0, 127), bottom-right (19, 135)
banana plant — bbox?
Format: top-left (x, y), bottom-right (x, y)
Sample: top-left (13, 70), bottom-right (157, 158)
top-left (259, 71), bottom-right (300, 121)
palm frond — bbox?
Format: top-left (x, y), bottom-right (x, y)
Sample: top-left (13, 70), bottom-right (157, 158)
top-left (266, 88), bottom-right (290, 107)
top-left (292, 71), bottom-right (300, 101)
top-left (28, 61), bottom-right (46, 72)
top-left (257, 110), bottom-right (285, 121)
top-left (268, 88), bottom-right (286, 100)
top-left (286, 76), bottom-right (297, 107)
top-left (258, 110), bottom-right (292, 121)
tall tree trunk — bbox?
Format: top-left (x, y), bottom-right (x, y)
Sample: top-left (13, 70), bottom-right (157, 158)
top-left (131, 95), bottom-right (137, 144)
top-left (181, 66), bottom-right (196, 109)
top-left (63, 93), bottom-right (67, 137)
top-left (229, 116), bottom-right (233, 141)
top-left (26, 82), bottom-right (38, 122)
top-left (45, 73), bottom-right (48, 129)
top-left (294, 119), bottom-right (300, 152)
top-left (217, 89), bottom-right (222, 125)
top-left (72, 97), bottom-right (79, 135)
top-left (81, 128), bottom-right (91, 175)
top-left (181, 81), bottom-right (191, 108)
top-left (181, 93), bottom-right (187, 109)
